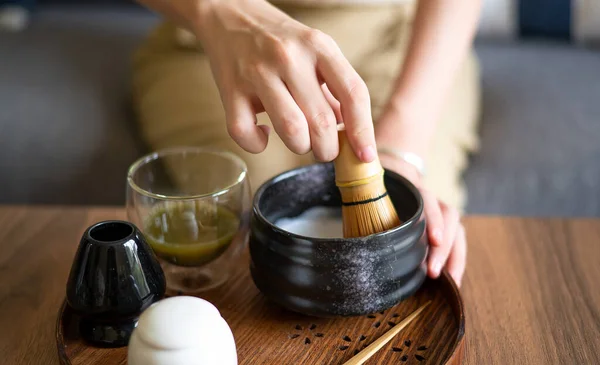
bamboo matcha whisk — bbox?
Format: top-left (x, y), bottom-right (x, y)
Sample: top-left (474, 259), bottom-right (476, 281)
top-left (333, 126), bottom-right (401, 238)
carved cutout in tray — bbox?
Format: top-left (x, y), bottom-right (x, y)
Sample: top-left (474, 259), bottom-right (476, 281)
top-left (57, 258), bottom-right (464, 365)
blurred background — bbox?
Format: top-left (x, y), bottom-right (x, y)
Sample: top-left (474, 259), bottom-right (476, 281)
top-left (0, 0), bottom-right (599, 216)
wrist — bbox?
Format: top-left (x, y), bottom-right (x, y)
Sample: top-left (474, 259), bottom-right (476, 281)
top-left (378, 151), bottom-right (423, 187)
top-left (378, 147), bottom-right (426, 176)
top-left (190, 0), bottom-right (222, 43)
top-left (190, 0), bottom-right (276, 46)
top-left (191, 0), bottom-right (249, 43)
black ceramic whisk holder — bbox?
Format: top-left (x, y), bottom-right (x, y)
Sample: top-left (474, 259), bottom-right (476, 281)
top-left (249, 163), bottom-right (428, 317)
top-left (66, 220), bottom-right (166, 347)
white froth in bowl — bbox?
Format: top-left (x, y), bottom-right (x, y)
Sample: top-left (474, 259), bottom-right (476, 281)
top-left (275, 206), bottom-right (343, 239)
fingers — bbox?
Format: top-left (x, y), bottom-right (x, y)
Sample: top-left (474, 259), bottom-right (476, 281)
top-left (321, 83), bottom-right (343, 123)
top-left (284, 65), bottom-right (338, 161)
top-left (224, 92), bottom-right (270, 153)
top-left (427, 202), bottom-right (460, 279)
top-left (224, 27), bottom-right (371, 159)
top-left (446, 225), bottom-right (467, 287)
top-left (316, 42), bottom-right (376, 162)
top-left (253, 70), bottom-right (311, 155)
top-left (422, 189), bottom-right (444, 247)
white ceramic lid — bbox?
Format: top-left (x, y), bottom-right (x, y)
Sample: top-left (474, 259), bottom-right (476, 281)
top-left (135, 296), bottom-right (224, 350)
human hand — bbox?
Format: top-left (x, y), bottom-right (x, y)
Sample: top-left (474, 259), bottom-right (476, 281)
top-left (375, 106), bottom-right (466, 286)
top-left (379, 153), bottom-right (466, 286)
top-left (193, 0), bottom-right (376, 162)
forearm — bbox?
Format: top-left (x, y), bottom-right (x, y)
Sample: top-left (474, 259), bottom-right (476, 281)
top-left (134, 0), bottom-right (208, 30)
top-left (136, 0), bottom-right (287, 47)
top-left (377, 0), bottom-right (481, 155)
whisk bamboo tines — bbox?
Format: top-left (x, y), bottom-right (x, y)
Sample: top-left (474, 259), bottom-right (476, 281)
top-left (333, 127), bottom-right (401, 238)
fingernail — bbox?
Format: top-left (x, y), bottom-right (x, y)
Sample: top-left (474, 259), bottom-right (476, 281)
top-left (360, 145), bottom-right (376, 162)
top-left (258, 125), bottom-right (271, 136)
top-left (450, 271), bottom-right (462, 287)
top-left (432, 228), bottom-right (443, 244)
top-left (431, 260), bottom-right (443, 277)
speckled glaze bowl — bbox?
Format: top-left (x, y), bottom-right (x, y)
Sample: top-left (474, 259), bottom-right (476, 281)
top-left (249, 163), bottom-right (428, 317)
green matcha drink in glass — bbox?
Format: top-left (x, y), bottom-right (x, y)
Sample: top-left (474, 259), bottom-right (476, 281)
top-left (127, 147), bottom-right (250, 294)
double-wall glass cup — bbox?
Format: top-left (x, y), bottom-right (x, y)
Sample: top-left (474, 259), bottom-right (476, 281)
top-left (127, 147), bottom-right (250, 294)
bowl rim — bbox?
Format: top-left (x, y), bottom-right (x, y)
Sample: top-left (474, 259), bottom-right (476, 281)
top-left (127, 146), bottom-right (248, 201)
top-left (252, 163), bottom-right (424, 243)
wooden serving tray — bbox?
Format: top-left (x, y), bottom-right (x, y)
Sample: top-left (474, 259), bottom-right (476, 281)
top-left (57, 256), bottom-right (464, 365)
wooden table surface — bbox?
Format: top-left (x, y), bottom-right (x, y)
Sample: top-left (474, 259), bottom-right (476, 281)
top-left (0, 206), bottom-right (599, 364)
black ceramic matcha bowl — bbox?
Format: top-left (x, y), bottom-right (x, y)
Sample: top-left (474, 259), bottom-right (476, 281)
top-left (249, 163), bottom-right (428, 317)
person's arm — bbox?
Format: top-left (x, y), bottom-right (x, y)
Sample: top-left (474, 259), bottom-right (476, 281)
top-left (375, 0), bottom-right (481, 158)
top-left (134, 0), bottom-right (212, 33)
top-left (376, 0), bottom-right (480, 287)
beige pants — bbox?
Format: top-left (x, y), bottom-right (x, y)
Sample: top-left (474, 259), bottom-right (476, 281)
top-left (132, 3), bottom-right (480, 209)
